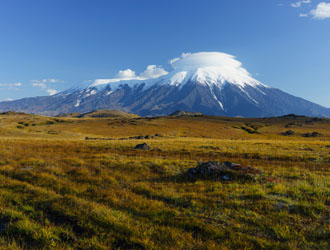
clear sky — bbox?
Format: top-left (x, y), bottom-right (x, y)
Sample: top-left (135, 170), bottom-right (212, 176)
top-left (0, 0), bottom-right (330, 107)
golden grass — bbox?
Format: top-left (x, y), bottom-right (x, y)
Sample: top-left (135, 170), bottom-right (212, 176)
top-left (0, 113), bottom-right (329, 249)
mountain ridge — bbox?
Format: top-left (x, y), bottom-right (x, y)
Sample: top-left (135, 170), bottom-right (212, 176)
top-left (1, 52), bottom-right (329, 117)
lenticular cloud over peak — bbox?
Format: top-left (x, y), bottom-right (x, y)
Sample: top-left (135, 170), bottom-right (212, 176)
top-left (170, 52), bottom-right (245, 70)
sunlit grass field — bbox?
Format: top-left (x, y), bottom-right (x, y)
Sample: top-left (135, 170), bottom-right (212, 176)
top-left (0, 112), bottom-right (329, 249)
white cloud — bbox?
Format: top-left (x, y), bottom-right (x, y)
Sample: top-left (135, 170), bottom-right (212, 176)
top-left (310, 2), bottom-right (330, 19)
top-left (291, 0), bottom-right (311, 8)
top-left (92, 64), bottom-right (169, 87)
top-left (31, 79), bottom-right (60, 96)
top-left (46, 89), bottom-right (58, 96)
top-left (169, 52), bottom-right (243, 70)
top-left (116, 69), bottom-right (137, 79)
top-left (140, 65), bottom-right (168, 79)
top-left (299, 13), bottom-right (309, 17)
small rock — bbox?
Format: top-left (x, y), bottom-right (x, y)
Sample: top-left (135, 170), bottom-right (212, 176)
top-left (22, 167), bottom-right (34, 171)
top-left (311, 118), bottom-right (324, 122)
top-left (288, 205), bottom-right (296, 211)
top-left (285, 122), bottom-right (303, 128)
top-left (135, 143), bottom-right (150, 150)
top-left (274, 201), bottom-right (287, 210)
top-left (222, 175), bottom-right (230, 181)
top-left (282, 130), bottom-right (295, 136)
top-left (0, 222), bottom-right (9, 233)
top-left (308, 157), bottom-right (317, 162)
top-left (303, 132), bottom-right (320, 138)
top-left (303, 148), bottom-right (313, 151)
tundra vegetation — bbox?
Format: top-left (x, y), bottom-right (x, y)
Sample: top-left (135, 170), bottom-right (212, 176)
top-left (0, 111), bottom-right (329, 249)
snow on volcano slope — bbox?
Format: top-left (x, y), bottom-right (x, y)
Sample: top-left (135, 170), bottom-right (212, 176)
top-left (0, 52), bottom-right (329, 117)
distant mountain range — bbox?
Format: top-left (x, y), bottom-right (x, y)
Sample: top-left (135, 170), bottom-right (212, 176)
top-left (1, 52), bottom-right (329, 117)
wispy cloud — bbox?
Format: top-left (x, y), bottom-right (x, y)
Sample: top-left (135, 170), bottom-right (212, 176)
top-left (31, 79), bottom-right (61, 96)
top-left (291, 0), bottom-right (311, 8)
top-left (31, 79), bottom-right (62, 84)
top-left (42, 78), bottom-right (62, 83)
top-left (32, 82), bottom-right (47, 89)
top-left (0, 82), bottom-right (22, 87)
top-left (310, 2), bottom-right (330, 19)
top-left (0, 82), bottom-right (22, 91)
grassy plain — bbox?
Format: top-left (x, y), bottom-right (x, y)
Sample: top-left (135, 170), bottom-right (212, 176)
top-left (0, 112), bottom-right (329, 249)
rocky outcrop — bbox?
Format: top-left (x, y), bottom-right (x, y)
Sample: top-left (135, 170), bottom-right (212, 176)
top-left (186, 161), bottom-right (262, 181)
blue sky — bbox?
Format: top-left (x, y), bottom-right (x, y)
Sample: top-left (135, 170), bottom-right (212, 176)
top-left (0, 0), bottom-right (330, 107)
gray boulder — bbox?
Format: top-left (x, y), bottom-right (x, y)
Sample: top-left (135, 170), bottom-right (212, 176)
top-left (135, 143), bottom-right (150, 150)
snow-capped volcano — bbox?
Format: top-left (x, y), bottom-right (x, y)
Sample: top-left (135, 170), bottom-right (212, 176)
top-left (90, 52), bottom-right (265, 90)
top-left (0, 52), bottom-right (329, 117)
